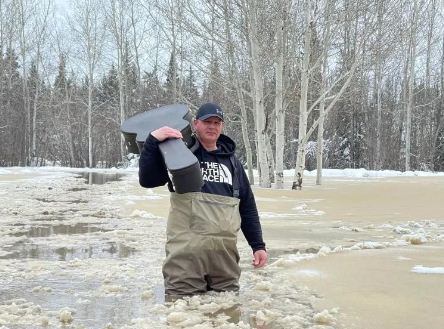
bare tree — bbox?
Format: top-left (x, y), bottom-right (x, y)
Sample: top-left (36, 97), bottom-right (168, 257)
top-left (222, 0), bottom-right (255, 183)
top-left (292, 0), bottom-right (312, 187)
top-left (315, 0), bottom-right (332, 185)
top-left (30, 0), bottom-right (52, 165)
top-left (105, 0), bottom-right (131, 159)
top-left (70, 0), bottom-right (105, 167)
top-left (404, 0), bottom-right (419, 171)
top-left (17, 0), bottom-right (33, 164)
top-left (293, 0), bottom-right (369, 187)
top-left (245, 0), bottom-right (270, 187)
top-left (274, 0), bottom-right (290, 189)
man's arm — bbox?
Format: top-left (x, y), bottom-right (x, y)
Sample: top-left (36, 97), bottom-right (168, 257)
top-left (139, 126), bottom-right (183, 188)
top-left (138, 134), bottom-right (169, 188)
top-left (237, 160), bottom-right (266, 253)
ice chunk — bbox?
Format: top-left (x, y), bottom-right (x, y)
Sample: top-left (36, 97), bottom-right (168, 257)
top-left (411, 265), bottom-right (444, 274)
top-left (313, 309), bottom-right (335, 325)
top-left (59, 308), bottom-right (73, 324)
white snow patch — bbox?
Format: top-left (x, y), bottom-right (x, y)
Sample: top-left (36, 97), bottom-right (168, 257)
top-left (411, 265), bottom-right (444, 274)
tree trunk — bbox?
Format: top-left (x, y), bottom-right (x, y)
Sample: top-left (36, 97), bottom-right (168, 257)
top-left (425, 0), bottom-right (436, 168)
top-left (374, 0), bottom-right (384, 170)
top-left (31, 55), bottom-right (40, 165)
top-left (223, 0), bottom-right (255, 184)
top-left (316, 0), bottom-right (332, 185)
top-left (248, 0), bottom-right (270, 187)
top-left (19, 0), bottom-right (30, 165)
top-left (293, 0), bottom-right (311, 187)
top-left (88, 65), bottom-right (93, 168)
top-left (405, 0), bottom-right (418, 171)
top-left (274, 0), bottom-right (287, 189)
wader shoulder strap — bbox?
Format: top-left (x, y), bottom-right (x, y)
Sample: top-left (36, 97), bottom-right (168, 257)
top-left (230, 156), bottom-right (240, 198)
top-left (167, 177), bottom-right (175, 192)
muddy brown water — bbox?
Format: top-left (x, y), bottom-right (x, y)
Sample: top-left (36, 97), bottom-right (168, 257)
top-left (256, 176), bottom-right (444, 329)
top-left (113, 174), bottom-right (444, 329)
top-left (0, 170), bottom-right (443, 329)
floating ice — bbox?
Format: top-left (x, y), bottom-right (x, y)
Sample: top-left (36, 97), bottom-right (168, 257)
top-left (295, 269), bottom-right (321, 277)
top-left (130, 209), bottom-right (162, 219)
top-left (411, 265), bottom-right (444, 274)
top-left (59, 308), bottom-right (73, 324)
top-left (393, 226), bottom-right (412, 234)
top-left (313, 309), bottom-right (336, 325)
top-left (318, 246), bottom-right (332, 255)
top-left (402, 234), bottom-right (428, 245)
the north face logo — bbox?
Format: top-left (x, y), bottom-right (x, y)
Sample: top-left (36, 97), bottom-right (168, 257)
top-left (200, 161), bottom-right (232, 185)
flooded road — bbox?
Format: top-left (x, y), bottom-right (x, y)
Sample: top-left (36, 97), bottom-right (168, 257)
top-left (290, 243), bottom-right (444, 329)
top-left (0, 168), bottom-right (443, 329)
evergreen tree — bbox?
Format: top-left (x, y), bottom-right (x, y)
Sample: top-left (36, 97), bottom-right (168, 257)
top-left (182, 65), bottom-right (199, 106)
top-left (1, 48), bottom-right (24, 165)
top-left (202, 56), bottom-right (225, 106)
top-left (54, 55), bottom-right (68, 93)
top-left (164, 51), bottom-right (179, 102)
top-left (142, 67), bottom-right (164, 109)
top-left (98, 64), bottom-right (119, 105)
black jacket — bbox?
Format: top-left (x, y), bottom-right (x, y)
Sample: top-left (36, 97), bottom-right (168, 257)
top-left (139, 133), bottom-right (266, 252)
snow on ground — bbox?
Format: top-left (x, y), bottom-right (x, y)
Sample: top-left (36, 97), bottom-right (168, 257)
top-left (0, 166), bottom-right (443, 329)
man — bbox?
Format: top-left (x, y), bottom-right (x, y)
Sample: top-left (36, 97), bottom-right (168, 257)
top-left (139, 102), bottom-right (267, 296)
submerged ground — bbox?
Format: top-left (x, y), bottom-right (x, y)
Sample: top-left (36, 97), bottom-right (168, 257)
top-left (0, 167), bottom-right (443, 329)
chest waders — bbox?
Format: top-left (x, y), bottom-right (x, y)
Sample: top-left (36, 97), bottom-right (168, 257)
top-left (162, 192), bottom-right (241, 295)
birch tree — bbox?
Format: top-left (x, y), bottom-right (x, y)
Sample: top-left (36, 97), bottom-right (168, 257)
top-left (17, 0), bottom-right (33, 164)
top-left (245, 0), bottom-right (270, 187)
top-left (106, 0), bottom-right (131, 159)
top-left (373, 0), bottom-right (384, 170)
top-left (293, 0), bottom-right (367, 187)
top-left (30, 0), bottom-right (51, 165)
top-left (292, 0), bottom-right (312, 187)
top-left (274, 0), bottom-right (290, 189)
top-left (149, 0), bottom-right (183, 103)
top-left (315, 0), bottom-right (332, 185)
top-left (71, 0), bottom-right (105, 168)
top-left (222, 0), bottom-right (255, 183)
top-left (404, 0), bottom-right (419, 171)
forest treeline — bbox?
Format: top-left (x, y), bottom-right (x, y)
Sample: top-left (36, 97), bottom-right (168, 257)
top-left (0, 0), bottom-right (443, 187)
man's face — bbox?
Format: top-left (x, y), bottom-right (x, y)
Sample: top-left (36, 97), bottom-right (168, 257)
top-left (193, 117), bottom-right (224, 145)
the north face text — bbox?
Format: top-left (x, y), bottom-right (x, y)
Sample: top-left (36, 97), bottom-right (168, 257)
top-left (200, 162), bottom-right (232, 185)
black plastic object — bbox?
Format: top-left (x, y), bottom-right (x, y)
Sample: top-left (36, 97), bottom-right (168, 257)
top-left (159, 138), bottom-right (203, 193)
top-left (121, 104), bottom-right (194, 154)
top-left (121, 104), bottom-right (203, 194)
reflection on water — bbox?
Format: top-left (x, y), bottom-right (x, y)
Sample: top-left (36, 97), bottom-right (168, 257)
top-left (10, 223), bottom-right (108, 237)
top-left (79, 172), bottom-right (124, 185)
top-left (67, 187), bottom-right (88, 192)
top-left (1, 241), bottom-right (136, 261)
top-left (35, 197), bottom-right (88, 203)
top-left (2, 223), bottom-right (136, 261)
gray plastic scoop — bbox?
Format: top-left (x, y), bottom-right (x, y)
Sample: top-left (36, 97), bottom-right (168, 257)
top-left (121, 104), bottom-right (203, 193)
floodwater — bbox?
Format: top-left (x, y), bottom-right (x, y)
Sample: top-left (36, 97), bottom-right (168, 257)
top-left (0, 168), bottom-right (443, 329)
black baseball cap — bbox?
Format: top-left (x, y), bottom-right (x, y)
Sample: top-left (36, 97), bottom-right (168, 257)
top-left (195, 103), bottom-right (224, 121)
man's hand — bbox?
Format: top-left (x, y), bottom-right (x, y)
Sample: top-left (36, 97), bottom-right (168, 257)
top-left (252, 250), bottom-right (267, 268)
top-left (151, 126), bottom-right (183, 142)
